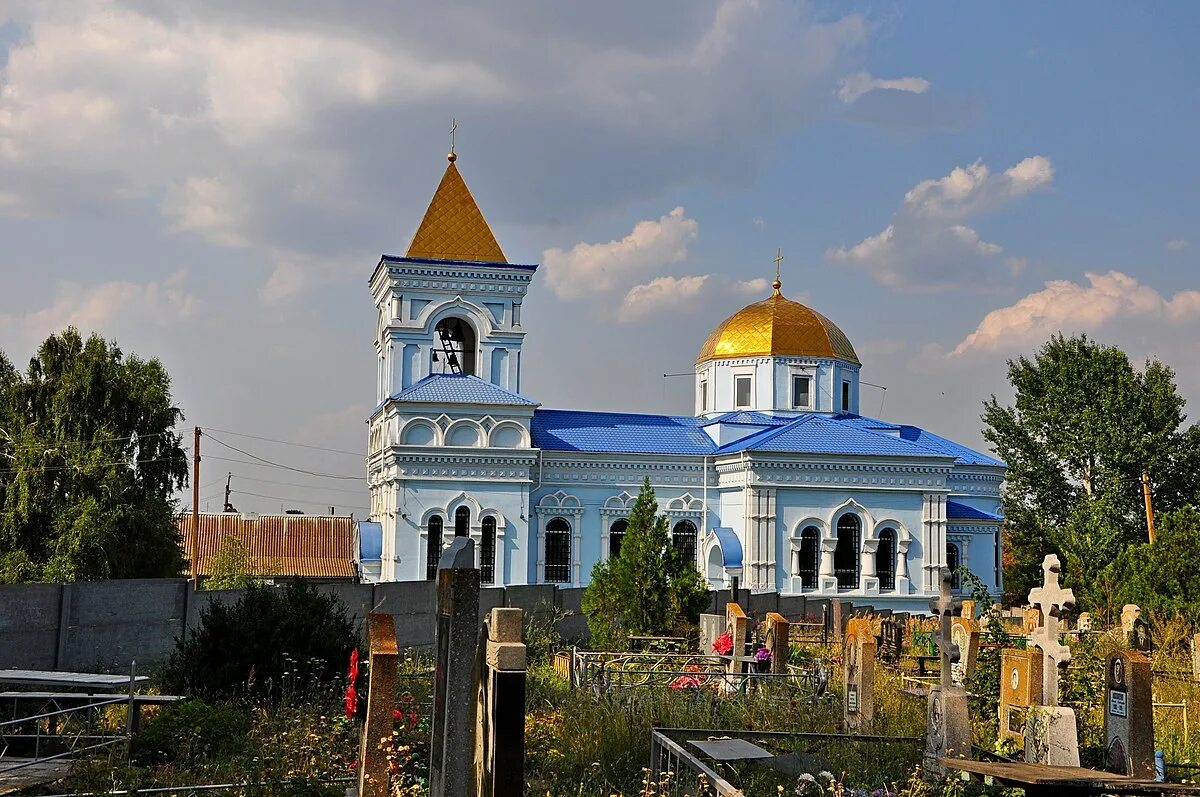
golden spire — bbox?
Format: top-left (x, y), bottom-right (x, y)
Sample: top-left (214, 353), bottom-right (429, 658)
top-left (405, 134), bottom-right (507, 263)
top-left (772, 247), bottom-right (783, 294)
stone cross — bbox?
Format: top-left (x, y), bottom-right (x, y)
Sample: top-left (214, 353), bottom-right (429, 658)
top-left (929, 566), bottom-right (962, 689)
top-left (1027, 554), bottom-right (1074, 706)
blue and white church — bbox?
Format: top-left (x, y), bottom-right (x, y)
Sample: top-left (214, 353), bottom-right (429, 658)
top-left (361, 151), bottom-right (1005, 610)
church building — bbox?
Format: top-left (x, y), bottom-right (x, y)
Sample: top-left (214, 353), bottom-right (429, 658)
top-left (361, 151), bottom-right (1005, 610)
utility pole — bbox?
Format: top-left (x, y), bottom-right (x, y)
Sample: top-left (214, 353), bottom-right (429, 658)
top-left (223, 472), bottom-right (235, 513)
top-left (1142, 472), bottom-right (1156, 544)
top-left (191, 427), bottom-right (201, 588)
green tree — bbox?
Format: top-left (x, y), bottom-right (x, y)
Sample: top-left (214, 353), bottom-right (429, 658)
top-left (0, 328), bottom-right (189, 582)
top-left (982, 334), bottom-right (1200, 606)
top-left (581, 479), bottom-right (709, 648)
top-left (204, 535), bottom-right (277, 591)
top-left (1102, 506), bottom-right (1200, 620)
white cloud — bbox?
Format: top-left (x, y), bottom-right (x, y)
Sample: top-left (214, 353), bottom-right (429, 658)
top-left (542, 207), bottom-right (699, 300)
top-left (828, 156), bottom-right (1053, 291)
top-left (734, 277), bottom-right (770, 294)
top-left (618, 275), bottom-right (710, 322)
top-left (837, 71), bottom-right (930, 103)
top-left (1166, 239), bottom-right (1191, 252)
top-left (951, 270), bottom-right (1200, 356)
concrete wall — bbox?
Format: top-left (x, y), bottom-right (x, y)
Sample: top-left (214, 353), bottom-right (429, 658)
top-left (0, 578), bottom-right (872, 673)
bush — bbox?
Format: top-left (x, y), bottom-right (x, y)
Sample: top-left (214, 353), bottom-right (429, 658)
top-left (162, 578), bottom-right (357, 704)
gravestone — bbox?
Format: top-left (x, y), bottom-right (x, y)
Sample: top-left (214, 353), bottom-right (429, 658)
top-left (1130, 616), bottom-right (1153, 653)
top-left (960, 600), bottom-right (976, 621)
top-left (726, 602), bottom-right (749, 676)
top-left (430, 538), bottom-right (480, 797)
top-left (1104, 650), bottom-right (1153, 778)
top-left (699, 613), bottom-right (726, 655)
top-left (878, 619), bottom-right (902, 664)
top-left (474, 607), bottom-right (526, 797)
top-left (830, 598), bottom-right (845, 642)
top-left (950, 617), bottom-right (980, 687)
top-left (1022, 606), bottom-right (1042, 637)
top-left (762, 612), bottom-right (790, 675)
top-left (1076, 612), bottom-right (1093, 634)
top-left (843, 617), bottom-right (876, 730)
top-left (358, 614), bottom-right (399, 797)
top-left (925, 568), bottom-right (970, 770)
top-left (999, 648), bottom-right (1043, 745)
top-left (1024, 554), bottom-right (1079, 767)
top-left (1191, 634), bottom-right (1200, 682)
top-left (1121, 604), bottom-right (1141, 640)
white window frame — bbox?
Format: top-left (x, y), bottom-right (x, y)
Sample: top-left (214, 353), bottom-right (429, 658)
top-left (841, 379), bottom-right (851, 411)
top-left (699, 379), bottom-right (708, 412)
top-left (791, 374), bottom-right (812, 410)
top-left (734, 375), bottom-right (753, 409)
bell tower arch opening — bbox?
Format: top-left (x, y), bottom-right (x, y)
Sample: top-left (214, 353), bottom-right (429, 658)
top-left (433, 316), bottom-right (478, 376)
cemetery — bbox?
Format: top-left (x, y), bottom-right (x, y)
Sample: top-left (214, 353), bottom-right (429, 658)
top-left (7, 544), bottom-right (1200, 797)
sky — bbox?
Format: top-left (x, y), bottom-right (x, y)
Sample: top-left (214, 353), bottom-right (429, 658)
top-left (1, 1), bottom-right (1197, 515)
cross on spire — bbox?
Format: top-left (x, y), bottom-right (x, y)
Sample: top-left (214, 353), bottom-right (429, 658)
top-left (1028, 554), bottom-right (1075, 706)
top-left (772, 248), bottom-right (783, 294)
top-left (929, 566), bottom-right (962, 688)
top-left (448, 118), bottom-right (458, 163)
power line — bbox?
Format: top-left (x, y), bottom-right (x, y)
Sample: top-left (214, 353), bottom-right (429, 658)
top-left (201, 434), bottom-right (364, 481)
top-left (204, 427), bottom-right (363, 458)
top-left (0, 454), bottom-right (188, 477)
top-left (230, 489), bottom-right (368, 513)
top-left (230, 473), bottom-right (370, 497)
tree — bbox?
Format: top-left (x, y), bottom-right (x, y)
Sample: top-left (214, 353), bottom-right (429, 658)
top-left (982, 334), bottom-right (1200, 606)
top-left (204, 535), bottom-right (278, 591)
top-left (0, 328), bottom-right (189, 583)
top-left (1102, 507), bottom-right (1200, 621)
top-left (581, 479), bottom-right (709, 648)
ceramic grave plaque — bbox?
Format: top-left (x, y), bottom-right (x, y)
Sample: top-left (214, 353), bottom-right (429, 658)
top-left (843, 617), bottom-right (875, 730)
top-left (1104, 650), bottom-right (1154, 778)
top-left (998, 647), bottom-right (1042, 744)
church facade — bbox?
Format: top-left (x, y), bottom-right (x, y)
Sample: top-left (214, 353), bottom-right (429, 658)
top-left (361, 152), bottom-right (1005, 611)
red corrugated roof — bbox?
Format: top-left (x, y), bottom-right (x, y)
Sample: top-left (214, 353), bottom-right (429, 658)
top-left (177, 513), bottom-right (357, 579)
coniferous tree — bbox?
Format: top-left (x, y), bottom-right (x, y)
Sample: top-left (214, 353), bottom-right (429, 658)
top-left (582, 478), bottom-right (709, 647)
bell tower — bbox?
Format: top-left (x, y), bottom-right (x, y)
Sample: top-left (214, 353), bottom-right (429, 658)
top-left (368, 151), bottom-right (538, 403)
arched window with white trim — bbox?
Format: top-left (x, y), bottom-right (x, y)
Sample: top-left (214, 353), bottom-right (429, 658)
top-left (947, 542), bottom-right (961, 590)
top-left (481, 516), bottom-right (496, 585)
top-left (544, 518), bottom-right (571, 583)
top-left (426, 515), bottom-right (443, 581)
top-left (877, 527), bottom-right (896, 591)
top-left (796, 525), bottom-right (819, 588)
top-left (454, 506), bottom-right (470, 537)
top-left (609, 519), bottom-right (628, 559)
top-left (672, 520), bottom-right (697, 566)
top-left (834, 514), bottom-right (860, 590)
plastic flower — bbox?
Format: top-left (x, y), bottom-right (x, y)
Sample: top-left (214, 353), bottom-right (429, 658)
top-left (754, 647), bottom-right (772, 663)
top-left (712, 631), bottom-right (734, 655)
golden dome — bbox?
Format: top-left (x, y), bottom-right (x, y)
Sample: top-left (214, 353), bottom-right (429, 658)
top-left (697, 287), bottom-right (859, 364)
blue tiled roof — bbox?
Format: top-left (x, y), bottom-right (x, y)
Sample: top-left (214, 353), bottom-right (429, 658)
top-left (531, 409), bottom-right (714, 454)
top-left (711, 527), bottom-right (743, 570)
top-left (834, 415), bottom-right (1004, 466)
top-left (946, 501), bottom-right (1003, 521)
top-left (390, 374), bottom-right (538, 406)
top-left (380, 254), bottom-right (539, 271)
top-left (701, 411), bottom-right (796, 427)
top-left (731, 415), bottom-right (953, 458)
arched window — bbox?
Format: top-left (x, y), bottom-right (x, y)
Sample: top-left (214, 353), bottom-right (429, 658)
top-left (947, 542), bottom-right (961, 590)
top-left (426, 515), bottom-right (443, 581)
top-left (433, 316), bottom-right (477, 375)
top-left (609, 519), bottom-right (628, 559)
top-left (480, 516), bottom-right (496, 585)
top-left (454, 506), bottom-right (470, 537)
top-left (834, 514), bottom-right (860, 590)
top-left (544, 518), bottom-right (571, 583)
top-left (672, 520), bottom-right (698, 567)
top-left (877, 528), bottom-right (896, 591)
top-left (796, 526), bottom-right (819, 588)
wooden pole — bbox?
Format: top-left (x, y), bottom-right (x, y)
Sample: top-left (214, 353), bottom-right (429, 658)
top-left (191, 427), bottom-right (201, 586)
top-left (1142, 472), bottom-right (1156, 544)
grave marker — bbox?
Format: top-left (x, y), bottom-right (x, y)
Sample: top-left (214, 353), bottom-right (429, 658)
top-left (999, 648), bottom-right (1043, 745)
top-left (1191, 634), bottom-right (1200, 682)
top-left (1022, 606), bottom-right (1043, 637)
top-left (1130, 616), bottom-right (1153, 653)
top-left (878, 619), bottom-right (902, 664)
top-left (950, 617), bottom-right (980, 687)
top-left (1024, 554), bottom-right (1079, 767)
top-left (1121, 604), bottom-right (1141, 640)
top-left (430, 538), bottom-right (480, 797)
top-left (474, 607), bottom-right (526, 797)
top-left (1076, 612), bottom-right (1093, 634)
top-left (1104, 650), bottom-right (1153, 779)
top-left (726, 602), bottom-right (749, 676)
top-left (699, 613), bottom-right (726, 655)
top-left (925, 568), bottom-right (970, 770)
top-left (358, 614), bottom-right (399, 797)
top-left (843, 617), bottom-right (875, 730)
top-left (762, 612), bottom-right (790, 675)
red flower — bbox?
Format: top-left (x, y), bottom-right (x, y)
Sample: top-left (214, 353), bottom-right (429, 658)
top-left (348, 648), bottom-right (360, 684)
top-left (393, 707), bottom-right (404, 722)
top-left (344, 684), bottom-right (357, 720)
top-left (712, 631), bottom-right (734, 656)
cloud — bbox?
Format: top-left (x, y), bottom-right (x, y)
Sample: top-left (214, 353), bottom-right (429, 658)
top-left (1166, 239), bottom-right (1191, 252)
top-left (618, 275), bottom-right (710, 322)
top-left (542, 207), bottom-right (698, 299)
top-left (837, 71), bottom-right (930, 103)
top-left (734, 278), bottom-right (770, 294)
top-left (828, 156), bottom-right (1053, 291)
top-left (950, 270), bottom-right (1200, 356)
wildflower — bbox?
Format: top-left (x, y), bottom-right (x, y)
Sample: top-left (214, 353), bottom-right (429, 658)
top-left (712, 631), bottom-right (734, 655)
top-left (799, 773), bottom-right (817, 783)
top-left (819, 771), bottom-right (835, 780)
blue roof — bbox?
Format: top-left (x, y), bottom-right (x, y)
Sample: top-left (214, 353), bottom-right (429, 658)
top-left (728, 415), bottom-right (952, 457)
top-left (946, 501), bottom-right (1003, 521)
top-left (379, 254), bottom-right (539, 271)
top-left (531, 409), bottom-right (714, 454)
top-left (711, 527), bottom-right (743, 570)
top-left (701, 411), bottom-right (796, 427)
top-left (389, 374), bottom-right (538, 406)
top-left (831, 415), bottom-right (1004, 466)
top-left (356, 521), bottom-right (382, 563)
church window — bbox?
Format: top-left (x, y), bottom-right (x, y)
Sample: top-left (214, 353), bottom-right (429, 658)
top-left (841, 380), bottom-right (851, 412)
top-left (544, 518), bottom-right (571, 583)
top-left (454, 506), bottom-right (470, 537)
top-left (792, 375), bottom-right (812, 409)
top-left (433, 316), bottom-right (477, 375)
top-left (481, 516), bottom-right (496, 584)
top-left (947, 542), bottom-right (961, 590)
top-left (735, 375), bottom-right (753, 408)
top-left (834, 514), bottom-right (860, 590)
top-left (796, 526), bottom-right (819, 588)
top-left (699, 379), bottom-right (708, 412)
top-left (672, 520), bottom-right (698, 566)
top-left (877, 528), bottom-right (896, 591)
top-left (609, 519), bottom-right (628, 559)
top-left (426, 515), bottom-right (443, 580)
